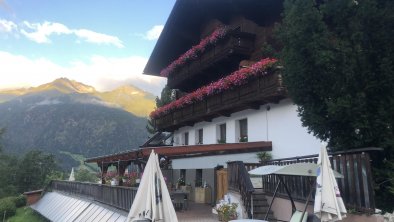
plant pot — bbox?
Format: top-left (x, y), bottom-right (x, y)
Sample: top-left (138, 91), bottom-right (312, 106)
top-left (111, 179), bottom-right (119, 186)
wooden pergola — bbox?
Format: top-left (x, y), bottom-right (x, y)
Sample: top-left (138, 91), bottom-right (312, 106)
top-left (85, 141), bottom-right (272, 184)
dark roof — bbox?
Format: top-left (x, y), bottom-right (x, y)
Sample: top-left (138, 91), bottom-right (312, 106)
top-left (140, 132), bottom-right (173, 147)
top-left (85, 141), bottom-right (272, 164)
top-left (143, 0), bottom-right (283, 76)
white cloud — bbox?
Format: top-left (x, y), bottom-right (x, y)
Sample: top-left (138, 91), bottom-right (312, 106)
top-left (12, 20), bottom-right (124, 48)
top-left (0, 19), bottom-right (16, 33)
top-left (20, 21), bottom-right (71, 43)
top-left (144, 25), bottom-right (163, 40)
top-left (74, 29), bottom-right (123, 48)
top-left (0, 51), bottom-right (166, 96)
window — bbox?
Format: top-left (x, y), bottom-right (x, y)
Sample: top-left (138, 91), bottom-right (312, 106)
top-left (197, 129), bottom-right (203, 144)
top-left (195, 169), bottom-right (202, 187)
top-left (218, 124), bottom-right (226, 143)
top-left (239, 119), bottom-right (248, 142)
top-left (184, 132), bottom-right (189, 145)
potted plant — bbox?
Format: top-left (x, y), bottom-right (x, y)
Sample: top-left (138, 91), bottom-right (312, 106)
top-left (217, 139), bottom-right (226, 144)
top-left (239, 136), bottom-right (248, 142)
top-left (216, 203), bottom-right (238, 222)
top-left (256, 151), bottom-right (272, 163)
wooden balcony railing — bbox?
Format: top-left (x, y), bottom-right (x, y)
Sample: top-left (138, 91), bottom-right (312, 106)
top-left (167, 29), bottom-right (256, 89)
top-left (154, 72), bottom-right (287, 131)
top-left (243, 148), bottom-right (382, 213)
top-left (49, 180), bottom-right (137, 211)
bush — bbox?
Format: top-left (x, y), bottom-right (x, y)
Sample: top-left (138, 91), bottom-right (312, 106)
top-left (0, 197), bottom-right (17, 219)
top-left (15, 195), bottom-right (26, 208)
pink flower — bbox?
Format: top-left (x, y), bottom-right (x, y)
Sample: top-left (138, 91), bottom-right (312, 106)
top-left (150, 58), bottom-right (278, 119)
top-left (160, 26), bottom-right (229, 77)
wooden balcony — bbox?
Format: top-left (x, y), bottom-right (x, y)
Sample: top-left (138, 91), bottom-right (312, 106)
top-left (167, 29), bottom-right (256, 91)
top-left (154, 72), bottom-right (287, 132)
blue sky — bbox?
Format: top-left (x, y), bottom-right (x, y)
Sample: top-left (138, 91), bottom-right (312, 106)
top-left (0, 0), bottom-right (175, 95)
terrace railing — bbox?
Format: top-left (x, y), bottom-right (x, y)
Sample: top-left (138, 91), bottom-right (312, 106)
top-left (244, 148), bottom-right (382, 213)
top-left (228, 161), bottom-right (255, 218)
top-left (50, 180), bottom-right (137, 211)
top-left (155, 72), bottom-right (286, 131)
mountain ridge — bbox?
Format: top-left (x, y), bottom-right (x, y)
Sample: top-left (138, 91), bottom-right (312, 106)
top-left (0, 78), bottom-right (155, 170)
top-left (0, 78), bottom-right (156, 117)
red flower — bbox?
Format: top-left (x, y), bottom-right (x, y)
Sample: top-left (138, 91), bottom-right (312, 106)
top-left (160, 26), bottom-right (230, 77)
top-left (150, 58), bottom-right (278, 119)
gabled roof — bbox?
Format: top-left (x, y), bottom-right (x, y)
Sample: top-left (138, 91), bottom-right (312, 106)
top-left (143, 0), bottom-right (283, 76)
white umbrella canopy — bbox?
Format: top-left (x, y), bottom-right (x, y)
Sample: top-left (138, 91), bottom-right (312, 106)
top-left (127, 150), bottom-right (178, 222)
top-left (68, 167), bottom-right (75, 181)
top-left (249, 163), bottom-right (343, 178)
top-left (314, 144), bottom-right (347, 221)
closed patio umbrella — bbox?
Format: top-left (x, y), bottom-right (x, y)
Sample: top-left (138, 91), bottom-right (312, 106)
top-left (314, 144), bottom-right (347, 221)
top-left (127, 150), bottom-right (178, 222)
top-left (68, 167), bottom-right (75, 181)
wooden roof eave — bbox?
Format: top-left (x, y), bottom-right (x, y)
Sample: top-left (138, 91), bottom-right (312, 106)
top-left (85, 141), bottom-right (272, 165)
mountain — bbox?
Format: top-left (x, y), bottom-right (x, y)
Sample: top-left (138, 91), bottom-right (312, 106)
top-left (0, 78), bottom-right (156, 117)
top-left (0, 78), bottom-right (156, 170)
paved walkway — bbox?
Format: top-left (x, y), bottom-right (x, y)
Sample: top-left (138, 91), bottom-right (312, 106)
top-left (176, 202), bottom-right (218, 222)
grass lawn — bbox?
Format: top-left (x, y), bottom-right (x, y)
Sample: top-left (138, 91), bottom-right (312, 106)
top-left (7, 207), bottom-right (48, 222)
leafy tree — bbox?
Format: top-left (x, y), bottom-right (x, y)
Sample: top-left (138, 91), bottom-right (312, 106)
top-left (0, 128), bottom-right (4, 153)
top-left (0, 154), bottom-right (18, 198)
top-left (146, 118), bottom-right (156, 134)
top-left (75, 168), bottom-right (97, 183)
top-left (155, 85), bottom-right (173, 108)
top-left (278, 0), bottom-right (394, 211)
top-left (15, 150), bottom-right (59, 193)
top-left (146, 85), bottom-right (173, 134)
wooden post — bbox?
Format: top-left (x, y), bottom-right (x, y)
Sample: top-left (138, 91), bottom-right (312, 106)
top-left (101, 163), bottom-right (109, 184)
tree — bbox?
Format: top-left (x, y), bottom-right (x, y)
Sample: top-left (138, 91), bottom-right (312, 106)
top-left (75, 168), bottom-right (97, 183)
top-left (146, 85), bottom-right (173, 134)
top-left (278, 0), bottom-right (394, 211)
top-left (0, 128), bottom-right (4, 153)
top-left (15, 150), bottom-right (59, 193)
top-left (155, 85), bottom-right (173, 108)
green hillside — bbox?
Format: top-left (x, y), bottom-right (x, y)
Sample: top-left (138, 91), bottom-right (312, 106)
top-left (0, 78), bottom-right (155, 170)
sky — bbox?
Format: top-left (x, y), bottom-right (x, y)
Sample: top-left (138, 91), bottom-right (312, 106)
top-left (0, 0), bottom-right (175, 96)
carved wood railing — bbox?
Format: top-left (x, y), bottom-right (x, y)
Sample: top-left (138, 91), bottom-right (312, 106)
top-left (228, 161), bottom-right (255, 218)
top-left (244, 148), bottom-right (382, 213)
top-left (154, 72), bottom-right (286, 131)
top-left (49, 180), bottom-right (138, 211)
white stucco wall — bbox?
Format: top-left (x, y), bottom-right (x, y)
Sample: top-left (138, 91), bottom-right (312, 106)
top-left (172, 99), bottom-right (321, 169)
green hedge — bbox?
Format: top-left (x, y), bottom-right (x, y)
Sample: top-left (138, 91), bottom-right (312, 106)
top-left (0, 197), bottom-right (16, 219)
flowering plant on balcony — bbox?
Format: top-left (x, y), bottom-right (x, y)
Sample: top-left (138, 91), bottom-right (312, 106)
top-left (150, 58), bottom-right (278, 119)
top-left (216, 202), bottom-right (238, 221)
top-left (160, 26), bottom-right (230, 77)
top-left (122, 171), bottom-right (140, 187)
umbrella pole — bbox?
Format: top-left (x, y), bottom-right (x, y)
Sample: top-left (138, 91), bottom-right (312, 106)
top-left (278, 175), bottom-right (296, 213)
top-left (300, 181), bottom-right (315, 222)
top-left (265, 176), bottom-right (281, 221)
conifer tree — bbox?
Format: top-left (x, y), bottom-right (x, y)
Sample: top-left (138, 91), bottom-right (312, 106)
top-left (278, 0), bottom-right (394, 211)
